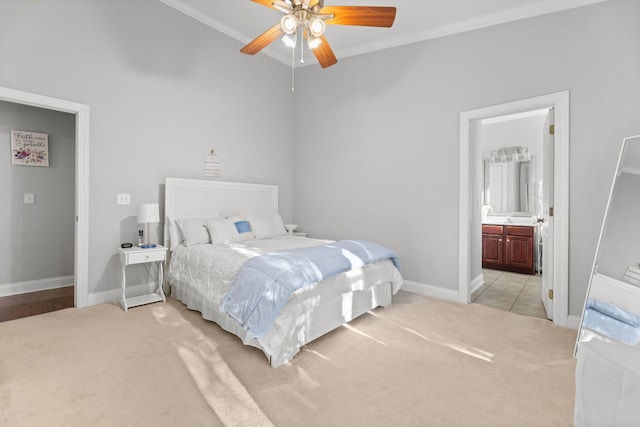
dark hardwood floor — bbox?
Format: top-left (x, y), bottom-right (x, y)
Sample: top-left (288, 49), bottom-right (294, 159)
top-left (0, 286), bottom-right (74, 322)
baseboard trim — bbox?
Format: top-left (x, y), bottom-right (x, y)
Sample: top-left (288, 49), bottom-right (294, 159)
top-left (0, 275), bottom-right (74, 297)
top-left (470, 273), bottom-right (484, 294)
top-left (401, 280), bottom-right (459, 302)
top-left (401, 279), bottom-right (580, 330)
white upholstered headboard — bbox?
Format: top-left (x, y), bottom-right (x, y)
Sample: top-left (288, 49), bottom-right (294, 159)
top-left (163, 178), bottom-right (278, 248)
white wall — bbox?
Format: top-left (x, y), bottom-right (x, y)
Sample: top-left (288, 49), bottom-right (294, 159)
top-left (0, 0), bottom-right (294, 301)
top-left (293, 0), bottom-right (640, 316)
top-left (0, 101), bottom-right (75, 285)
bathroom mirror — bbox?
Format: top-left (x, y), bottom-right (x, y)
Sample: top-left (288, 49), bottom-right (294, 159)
top-left (575, 135), bottom-right (640, 354)
top-left (483, 159), bottom-right (534, 214)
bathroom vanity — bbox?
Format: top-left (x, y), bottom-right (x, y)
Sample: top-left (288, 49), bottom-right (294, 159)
top-left (482, 223), bottom-right (535, 275)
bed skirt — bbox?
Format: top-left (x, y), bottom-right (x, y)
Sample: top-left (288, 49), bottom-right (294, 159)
top-left (170, 278), bottom-right (395, 367)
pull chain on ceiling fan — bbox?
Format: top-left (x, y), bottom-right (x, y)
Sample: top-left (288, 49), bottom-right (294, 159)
top-left (241, 0), bottom-right (397, 69)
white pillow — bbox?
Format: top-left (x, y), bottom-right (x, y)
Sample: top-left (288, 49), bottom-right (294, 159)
top-left (250, 217), bottom-right (277, 239)
top-left (270, 213), bottom-right (287, 236)
top-left (166, 216), bottom-right (182, 250)
top-left (176, 218), bottom-right (211, 247)
top-left (247, 212), bottom-right (287, 236)
top-left (206, 219), bottom-right (241, 245)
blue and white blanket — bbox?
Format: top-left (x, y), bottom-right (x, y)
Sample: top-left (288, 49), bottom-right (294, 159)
top-left (219, 240), bottom-right (400, 339)
top-left (583, 298), bottom-right (640, 346)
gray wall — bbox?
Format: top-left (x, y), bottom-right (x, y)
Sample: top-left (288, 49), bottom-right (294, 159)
top-left (293, 0), bottom-right (640, 316)
top-left (2, 0), bottom-right (640, 316)
top-left (0, 0), bottom-right (294, 298)
top-left (0, 101), bottom-right (75, 284)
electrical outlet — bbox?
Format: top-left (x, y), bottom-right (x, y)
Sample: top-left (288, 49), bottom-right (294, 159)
top-left (24, 193), bottom-right (35, 204)
top-left (117, 193), bottom-right (131, 205)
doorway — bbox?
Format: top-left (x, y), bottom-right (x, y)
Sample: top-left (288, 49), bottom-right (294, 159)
top-left (459, 91), bottom-right (569, 327)
top-left (471, 108), bottom-right (549, 319)
top-left (0, 87), bottom-right (90, 308)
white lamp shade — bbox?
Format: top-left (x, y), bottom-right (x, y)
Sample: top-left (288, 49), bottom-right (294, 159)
top-left (137, 203), bottom-right (159, 224)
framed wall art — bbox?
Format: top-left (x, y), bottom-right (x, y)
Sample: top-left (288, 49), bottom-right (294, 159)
top-left (11, 130), bottom-right (49, 166)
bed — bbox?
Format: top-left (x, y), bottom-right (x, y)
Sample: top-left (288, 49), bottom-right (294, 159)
top-left (164, 178), bottom-right (403, 367)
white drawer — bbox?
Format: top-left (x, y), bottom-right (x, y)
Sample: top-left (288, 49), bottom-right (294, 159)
top-left (126, 249), bottom-right (165, 265)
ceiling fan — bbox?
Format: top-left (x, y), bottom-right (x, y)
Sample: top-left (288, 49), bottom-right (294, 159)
top-left (241, 0), bottom-right (397, 68)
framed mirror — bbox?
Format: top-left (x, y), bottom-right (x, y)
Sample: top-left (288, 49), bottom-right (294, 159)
top-left (483, 146), bottom-right (536, 215)
top-left (483, 159), bottom-right (533, 214)
top-left (575, 135), bottom-right (640, 353)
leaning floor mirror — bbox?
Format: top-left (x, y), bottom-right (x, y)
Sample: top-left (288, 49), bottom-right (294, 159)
top-left (574, 135), bottom-right (640, 425)
top-left (576, 135), bottom-right (640, 349)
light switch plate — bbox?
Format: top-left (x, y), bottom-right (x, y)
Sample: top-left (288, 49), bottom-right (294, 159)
top-left (24, 193), bottom-right (35, 204)
top-left (117, 193), bottom-right (131, 205)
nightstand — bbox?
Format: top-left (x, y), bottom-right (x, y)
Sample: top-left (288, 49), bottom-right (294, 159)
top-left (118, 245), bottom-right (167, 312)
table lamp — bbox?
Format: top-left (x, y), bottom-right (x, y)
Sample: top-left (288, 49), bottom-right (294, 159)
top-left (137, 203), bottom-right (159, 247)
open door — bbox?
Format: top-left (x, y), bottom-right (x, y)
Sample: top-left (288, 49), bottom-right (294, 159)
top-left (541, 108), bottom-right (555, 319)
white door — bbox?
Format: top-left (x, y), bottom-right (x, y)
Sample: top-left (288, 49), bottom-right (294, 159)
top-left (541, 108), bottom-right (555, 319)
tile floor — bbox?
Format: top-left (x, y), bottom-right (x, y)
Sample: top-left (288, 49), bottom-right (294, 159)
top-left (472, 269), bottom-right (549, 320)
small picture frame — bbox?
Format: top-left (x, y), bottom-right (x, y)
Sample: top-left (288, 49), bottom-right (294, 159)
top-left (11, 130), bottom-right (49, 167)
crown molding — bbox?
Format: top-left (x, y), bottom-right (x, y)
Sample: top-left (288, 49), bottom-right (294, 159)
top-left (334, 0), bottom-right (609, 62)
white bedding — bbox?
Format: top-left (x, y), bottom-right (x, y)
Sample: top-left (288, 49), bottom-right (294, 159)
top-left (170, 235), bottom-right (329, 306)
top-left (168, 235), bottom-right (403, 367)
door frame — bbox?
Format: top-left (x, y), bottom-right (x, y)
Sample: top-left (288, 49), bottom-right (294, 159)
top-left (0, 86), bottom-right (90, 308)
top-left (458, 91), bottom-right (569, 327)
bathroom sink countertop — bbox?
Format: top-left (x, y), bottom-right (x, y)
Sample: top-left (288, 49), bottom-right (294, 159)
top-left (483, 219), bottom-right (537, 227)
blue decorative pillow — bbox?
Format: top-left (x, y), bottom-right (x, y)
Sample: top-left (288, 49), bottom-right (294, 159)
top-left (234, 220), bottom-right (255, 240)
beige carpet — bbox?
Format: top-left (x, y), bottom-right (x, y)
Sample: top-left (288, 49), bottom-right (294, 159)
top-left (0, 291), bottom-right (577, 426)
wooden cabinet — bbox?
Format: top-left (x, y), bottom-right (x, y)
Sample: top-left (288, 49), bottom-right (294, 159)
top-left (482, 225), bottom-right (504, 265)
top-left (482, 224), bottom-right (535, 275)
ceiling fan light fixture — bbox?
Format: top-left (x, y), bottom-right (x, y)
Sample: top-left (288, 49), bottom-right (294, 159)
top-left (242, 0), bottom-right (396, 69)
top-left (307, 35), bottom-right (322, 49)
top-left (282, 33), bottom-right (297, 48)
top-left (280, 14), bottom-right (298, 34)
top-left (308, 17), bottom-right (326, 37)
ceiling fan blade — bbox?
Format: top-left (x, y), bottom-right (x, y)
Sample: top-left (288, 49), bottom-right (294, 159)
top-left (311, 35), bottom-right (337, 68)
top-left (251, 0), bottom-right (292, 13)
top-left (320, 6), bottom-right (396, 27)
top-left (251, 0), bottom-right (278, 11)
top-left (240, 23), bottom-right (285, 55)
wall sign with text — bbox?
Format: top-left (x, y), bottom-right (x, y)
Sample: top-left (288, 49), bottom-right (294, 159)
top-left (11, 130), bottom-right (49, 167)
